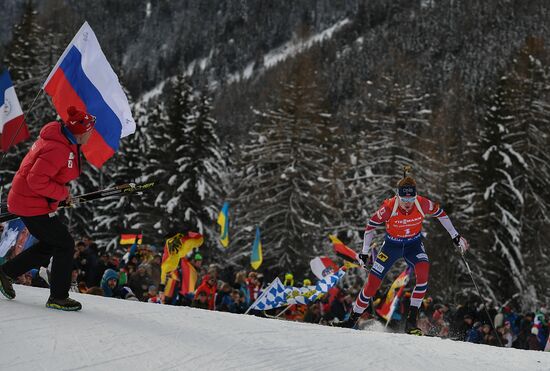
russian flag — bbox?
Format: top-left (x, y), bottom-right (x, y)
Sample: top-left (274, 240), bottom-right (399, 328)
top-left (43, 22), bottom-right (135, 168)
top-left (0, 69), bottom-right (29, 152)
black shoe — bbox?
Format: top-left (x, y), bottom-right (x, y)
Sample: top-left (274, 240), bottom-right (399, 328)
top-left (405, 306), bottom-right (422, 335)
top-left (0, 266), bottom-right (15, 300)
top-left (46, 296), bottom-right (82, 311)
top-left (332, 311), bottom-right (361, 328)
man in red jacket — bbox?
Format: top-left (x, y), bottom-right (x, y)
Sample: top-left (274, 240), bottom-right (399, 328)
top-left (0, 106), bottom-right (95, 311)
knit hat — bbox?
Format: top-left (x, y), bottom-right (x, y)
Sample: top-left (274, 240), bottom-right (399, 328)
top-left (65, 106), bottom-right (95, 135)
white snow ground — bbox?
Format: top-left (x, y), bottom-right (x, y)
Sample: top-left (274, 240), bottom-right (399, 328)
top-left (0, 285), bottom-right (548, 371)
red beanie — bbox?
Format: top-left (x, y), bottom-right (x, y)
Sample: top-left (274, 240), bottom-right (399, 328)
top-left (65, 106), bottom-right (95, 135)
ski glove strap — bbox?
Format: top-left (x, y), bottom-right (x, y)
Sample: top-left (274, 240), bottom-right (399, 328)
top-left (452, 235), bottom-right (469, 254)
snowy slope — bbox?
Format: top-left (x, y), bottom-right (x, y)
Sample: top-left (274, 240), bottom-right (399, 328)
top-left (0, 286), bottom-right (548, 371)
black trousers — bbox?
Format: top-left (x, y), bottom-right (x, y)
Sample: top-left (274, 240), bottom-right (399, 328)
top-left (3, 214), bottom-right (74, 299)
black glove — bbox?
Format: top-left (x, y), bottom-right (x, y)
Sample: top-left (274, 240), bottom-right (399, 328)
top-left (358, 253), bottom-right (371, 268)
top-left (452, 234), bottom-right (469, 254)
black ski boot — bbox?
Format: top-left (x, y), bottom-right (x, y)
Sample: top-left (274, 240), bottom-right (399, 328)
top-left (405, 306), bottom-right (422, 335)
top-left (0, 266), bottom-right (15, 300)
top-left (46, 296), bottom-right (82, 311)
top-left (332, 311), bottom-right (361, 329)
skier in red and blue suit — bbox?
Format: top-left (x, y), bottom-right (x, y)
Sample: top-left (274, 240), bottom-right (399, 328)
top-left (336, 173), bottom-right (469, 334)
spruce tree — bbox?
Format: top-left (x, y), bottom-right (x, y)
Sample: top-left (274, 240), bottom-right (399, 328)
top-left (231, 58), bottom-right (341, 272)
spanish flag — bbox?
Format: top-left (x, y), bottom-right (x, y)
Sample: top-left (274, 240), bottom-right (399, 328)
top-left (250, 226), bottom-right (263, 270)
top-left (217, 202), bottom-right (229, 248)
top-left (160, 232), bottom-right (203, 285)
top-left (120, 233), bottom-right (142, 245)
top-left (179, 258), bottom-right (199, 295)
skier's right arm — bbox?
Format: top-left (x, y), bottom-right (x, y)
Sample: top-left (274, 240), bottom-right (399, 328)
top-left (360, 201), bottom-right (390, 261)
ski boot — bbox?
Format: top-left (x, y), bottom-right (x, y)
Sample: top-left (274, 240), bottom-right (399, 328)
top-left (46, 296), bottom-right (82, 311)
top-left (405, 306), bottom-right (422, 335)
top-left (332, 311), bottom-right (361, 329)
top-left (0, 266), bottom-right (15, 300)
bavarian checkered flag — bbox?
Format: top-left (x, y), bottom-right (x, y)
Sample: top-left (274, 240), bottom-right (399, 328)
top-left (247, 277), bottom-right (287, 312)
top-left (247, 269), bottom-right (346, 312)
top-left (286, 269), bottom-right (346, 305)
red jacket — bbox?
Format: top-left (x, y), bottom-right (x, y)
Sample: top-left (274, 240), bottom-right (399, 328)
top-left (194, 274), bottom-right (217, 310)
top-left (8, 122), bottom-right (81, 216)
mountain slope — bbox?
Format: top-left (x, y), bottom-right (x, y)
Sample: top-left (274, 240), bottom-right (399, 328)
top-left (0, 285), bottom-right (548, 371)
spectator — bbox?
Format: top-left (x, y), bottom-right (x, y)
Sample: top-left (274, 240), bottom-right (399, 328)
top-left (283, 273), bottom-right (294, 286)
top-left (527, 327), bottom-right (542, 351)
top-left (100, 269), bottom-right (137, 300)
top-left (432, 303), bottom-right (449, 323)
top-left (500, 322), bottom-right (514, 348)
top-left (195, 274), bottom-right (217, 310)
top-left (234, 271), bottom-right (251, 306)
top-left (128, 264), bottom-right (152, 301)
top-left (481, 324), bottom-right (500, 346)
top-left (303, 302), bottom-right (322, 324)
top-left (494, 306), bottom-right (505, 329)
top-left (247, 272), bottom-right (261, 302)
top-left (455, 314), bottom-right (474, 341)
top-left (149, 254), bottom-right (162, 288)
top-left (147, 285), bottom-right (161, 303)
top-left (466, 322), bottom-right (483, 343)
top-left (69, 268), bottom-right (79, 293)
top-left (192, 291), bottom-right (210, 309)
top-left (216, 282), bottom-right (233, 312)
top-left (417, 312), bottom-right (432, 335)
top-left (228, 289), bottom-right (247, 314)
top-left (326, 290), bottom-right (351, 322)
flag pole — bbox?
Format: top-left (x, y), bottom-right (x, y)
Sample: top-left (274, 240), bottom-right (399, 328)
top-left (275, 305), bottom-right (292, 318)
top-left (244, 277), bottom-right (277, 315)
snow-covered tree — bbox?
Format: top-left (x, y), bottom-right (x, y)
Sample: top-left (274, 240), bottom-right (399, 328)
top-left (146, 75), bottom-right (226, 245)
top-left (478, 74), bottom-right (537, 310)
top-left (231, 58), bottom-right (342, 272)
top-left (1, 1), bottom-right (62, 186)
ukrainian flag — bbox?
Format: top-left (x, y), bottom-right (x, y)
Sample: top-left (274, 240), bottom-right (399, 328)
top-left (217, 202), bottom-right (229, 248)
top-left (250, 226), bottom-right (263, 270)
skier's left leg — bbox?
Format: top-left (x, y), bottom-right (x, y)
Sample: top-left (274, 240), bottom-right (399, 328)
top-left (404, 240), bottom-right (430, 335)
top-left (333, 241), bottom-right (400, 328)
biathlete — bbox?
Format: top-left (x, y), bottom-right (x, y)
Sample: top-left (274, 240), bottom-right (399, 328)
top-left (336, 171), bottom-right (469, 334)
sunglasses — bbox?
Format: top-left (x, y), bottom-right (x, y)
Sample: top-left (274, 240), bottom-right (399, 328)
top-left (398, 195), bottom-right (416, 203)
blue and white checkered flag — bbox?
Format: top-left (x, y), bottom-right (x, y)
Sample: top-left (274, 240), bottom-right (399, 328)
top-left (285, 286), bottom-right (318, 305)
top-left (248, 277), bottom-right (287, 311)
top-left (285, 269), bottom-right (346, 305)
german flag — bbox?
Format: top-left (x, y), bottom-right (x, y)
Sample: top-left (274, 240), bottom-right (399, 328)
top-left (160, 232), bottom-right (203, 285)
top-left (328, 234), bottom-right (359, 265)
top-left (179, 258), bottom-right (198, 295)
top-left (120, 233), bottom-right (142, 245)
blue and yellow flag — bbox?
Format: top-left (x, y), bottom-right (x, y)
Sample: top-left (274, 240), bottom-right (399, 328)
top-left (250, 226), bottom-right (263, 270)
top-left (217, 202), bottom-right (229, 248)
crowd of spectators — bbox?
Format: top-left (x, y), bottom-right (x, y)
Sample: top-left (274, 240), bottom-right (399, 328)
top-left (6, 234), bottom-right (549, 352)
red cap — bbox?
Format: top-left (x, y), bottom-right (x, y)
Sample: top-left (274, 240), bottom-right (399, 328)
top-left (65, 106), bottom-right (95, 135)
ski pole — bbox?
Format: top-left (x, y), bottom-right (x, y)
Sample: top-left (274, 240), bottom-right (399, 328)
top-left (459, 251), bottom-right (504, 347)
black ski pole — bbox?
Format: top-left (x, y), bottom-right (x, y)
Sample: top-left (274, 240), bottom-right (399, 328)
top-left (458, 251), bottom-right (504, 347)
top-left (0, 181), bottom-right (155, 223)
